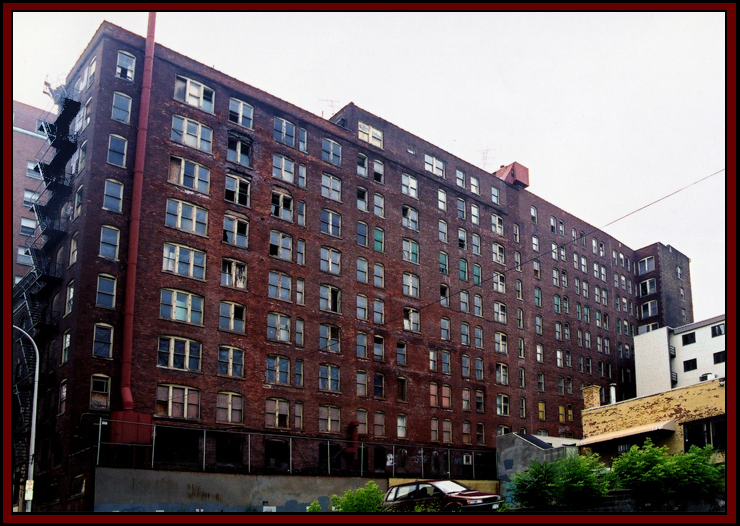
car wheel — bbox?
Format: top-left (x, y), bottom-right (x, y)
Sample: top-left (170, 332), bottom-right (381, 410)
top-left (445, 503), bottom-right (463, 512)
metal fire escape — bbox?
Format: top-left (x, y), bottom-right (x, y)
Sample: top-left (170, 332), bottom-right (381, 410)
top-left (12, 82), bottom-right (80, 334)
top-left (11, 81), bottom-right (80, 485)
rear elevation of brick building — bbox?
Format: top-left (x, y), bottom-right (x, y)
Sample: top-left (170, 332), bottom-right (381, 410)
top-left (11, 19), bottom-right (694, 511)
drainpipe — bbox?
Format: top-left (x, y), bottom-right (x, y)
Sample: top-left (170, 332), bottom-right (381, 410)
top-left (121, 12), bottom-right (156, 411)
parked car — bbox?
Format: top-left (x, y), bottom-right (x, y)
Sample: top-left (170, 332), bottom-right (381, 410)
top-left (382, 479), bottom-right (502, 512)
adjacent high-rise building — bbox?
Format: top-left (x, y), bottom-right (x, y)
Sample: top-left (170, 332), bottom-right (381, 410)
top-left (11, 20), bottom-right (694, 511)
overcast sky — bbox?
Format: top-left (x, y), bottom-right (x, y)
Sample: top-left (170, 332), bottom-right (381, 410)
top-left (12, 9), bottom-right (728, 322)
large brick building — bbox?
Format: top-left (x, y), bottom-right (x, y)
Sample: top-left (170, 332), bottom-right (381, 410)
top-left (11, 19), bottom-right (694, 511)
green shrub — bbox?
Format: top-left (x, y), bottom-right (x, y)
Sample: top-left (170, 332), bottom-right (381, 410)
top-left (329, 480), bottom-right (384, 512)
top-left (307, 499), bottom-right (322, 512)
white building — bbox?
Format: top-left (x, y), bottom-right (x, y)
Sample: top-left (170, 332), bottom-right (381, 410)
top-left (634, 315), bottom-right (726, 397)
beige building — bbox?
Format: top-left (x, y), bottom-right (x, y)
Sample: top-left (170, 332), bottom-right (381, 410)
top-left (579, 379), bottom-right (726, 464)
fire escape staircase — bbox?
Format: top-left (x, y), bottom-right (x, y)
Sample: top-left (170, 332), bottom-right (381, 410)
top-left (12, 83), bottom-right (80, 336)
top-left (12, 338), bottom-right (38, 482)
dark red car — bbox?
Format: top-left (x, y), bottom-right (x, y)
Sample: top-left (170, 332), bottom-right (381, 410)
top-left (382, 479), bottom-right (502, 512)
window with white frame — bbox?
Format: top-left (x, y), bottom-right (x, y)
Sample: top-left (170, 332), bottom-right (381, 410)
top-left (319, 284), bottom-right (342, 313)
top-left (404, 307), bottom-right (420, 332)
top-left (265, 398), bottom-right (290, 428)
top-left (216, 392), bottom-right (243, 423)
top-left (116, 51), bottom-right (135, 80)
top-left (174, 75), bottom-right (214, 112)
top-left (269, 230), bottom-right (292, 260)
top-left (424, 154), bottom-right (445, 177)
top-left (99, 226), bottom-right (120, 260)
top-left (274, 117), bottom-right (296, 146)
top-left (322, 138), bottom-right (342, 166)
top-left (403, 272), bottom-right (420, 298)
top-left (373, 160), bottom-right (384, 183)
top-left (160, 289), bottom-right (204, 324)
top-left (166, 199), bottom-right (208, 236)
top-left (320, 324), bottom-right (341, 352)
top-left (403, 238), bottom-right (419, 264)
top-left (225, 173), bottom-right (251, 206)
top-left (223, 216), bottom-right (249, 247)
top-left (90, 375), bottom-right (110, 410)
top-left (358, 121), bottom-right (383, 148)
top-left (267, 312), bottom-right (291, 342)
top-left (321, 173), bottom-right (342, 201)
top-left (102, 179), bottom-right (124, 212)
top-left (111, 92), bottom-right (132, 123)
top-left (272, 154), bottom-right (295, 183)
top-left (171, 115), bottom-right (212, 152)
top-left (373, 193), bottom-right (384, 217)
top-left (163, 243), bottom-right (206, 279)
top-left (218, 346), bottom-right (244, 377)
top-left (320, 246), bottom-right (341, 274)
top-left (493, 243), bottom-right (505, 265)
top-left (155, 384), bottom-right (200, 419)
top-left (219, 301), bottom-right (246, 332)
top-left (107, 135), bottom-right (127, 167)
top-left (96, 274), bottom-right (116, 308)
top-left (157, 335), bottom-right (201, 371)
top-left (93, 323), bottom-right (113, 358)
top-left (229, 98), bottom-right (253, 128)
top-left (373, 299), bottom-right (385, 324)
top-left (266, 355), bottom-right (290, 385)
top-left (402, 205), bottom-right (419, 230)
top-left (493, 302), bottom-right (507, 323)
top-left (227, 134), bottom-right (253, 167)
top-left (401, 173), bottom-right (418, 198)
top-left (271, 191), bottom-right (294, 222)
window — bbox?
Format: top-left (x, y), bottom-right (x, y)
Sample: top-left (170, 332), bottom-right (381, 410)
top-left (272, 153), bottom-right (295, 183)
top-left (397, 414), bottom-right (407, 438)
top-left (216, 392), bottom-right (243, 423)
top-left (457, 198), bottom-right (466, 220)
top-left (475, 326), bottom-right (484, 348)
top-left (374, 374), bottom-right (385, 398)
top-left (273, 116), bottom-right (296, 146)
top-left (402, 238), bottom-right (420, 264)
top-left (99, 226), bottom-right (120, 260)
top-left (319, 285), bottom-right (341, 313)
top-left (438, 220), bottom-right (448, 243)
top-left (424, 154), bottom-right (445, 177)
top-left (111, 92), bottom-right (132, 123)
top-left (373, 263), bottom-right (385, 287)
top-left (532, 235), bottom-right (540, 252)
top-left (496, 363), bottom-right (509, 385)
top-left (229, 98), bottom-right (253, 128)
top-left (711, 323), bottom-right (726, 337)
top-left (319, 173), bottom-right (343, 201)
top-left (682, 332), bottom-right (697, 345)
top-left (320, 324), bottom-right (341, 352)
top-left (171, 115), bottom-right (212, 152)
top-left (461, 322), bottom-right (470, 345)
top-left (641, 300), bottom-right (658, 318)
top-left (534, 287), bottom-right (542, 307)
top-left (401, 173), bottom-right (418, 198)
top-left (373, 193), bottom-right (385, 217)
top-left (493, 302), bottom-right (507, 323)
top-left (322, 138), bottom-right (342, 165)
top-left (491, 186), bottom-right (500, 204)
top-left (460, 290), bottom-right (469, 312)
top-left (402, 205), bottom-right (419, 230)
top-left (107, 135), bottom-right (127, 167)
top-left (96, 274), bottom-right (116, 308)
top-left (222, 258), bottom-right (247, 289)
top-left (441, 317), bottom-right (451, 340)
top-left (441, 384), bottom-right (452, 408)
top-left (156, 384), bottom-right (200, 419)
top-left (17, 247), bottom-right (32, 266)
top-left (493, 243), bottom-right (505, 265)
top-left (90, 375), bottom-right (110, 410)
top-left (267, 312), bottom-right (291, 342)
top-left (266, 398), bottom-right (290, 429)
top-left (437, 189), bottom-right (447, 211)
top-left (373, 299), bottom-right (385, 324)
top-left (638, 256), bottom-right (655, 275)
top-left (319, 364), bottom-right (341, 391)
top-left (320, 208), bottom-right (341, 236)
top-left (683, 358), bottom-right (698, 372)
top-left (536, 343), bottom-right (544, 362)
top-left (356, 371), bottom-right (368, 396)
top-left (373, 228), bottom-right (385, 252)
top-left (58, 380), bottom-right (68, 414)
top-left (92, 323), bottom-right (113, 358)
top-left (157, 336), bottom-right (201, 371)
top-left (174, 75), bottom-right (214, 111)
top-left (166, 199), bottom-right (208, 236)
top-left (492, 214), bottom-right (504, 236)
top-left (497, 394), bottom-right (510, 416)
top-left (320, 246), bottom-right (341, 274)
top-left (402, 273), bottom-right (420, 298)
top-left (160, 289), bottom-right (204, 324)
top-left (219, 301), bottom-right (246, 332)
top-left (227, 135), bottom-right (252, 167)
top-left (224, 173), bottom-right (251, 206)
top-left (495, 332), bottom-right (508, 354)
top-left (358, 121), bottom-right (383, 148)
top-left (163, 243), bottom-right (206, 279)
top-left (714, 351), bottom-right (726, 364)
top-left (373, 160), bottom-right (384, 183)
top-left (116, 50), bottom-right (135, 80)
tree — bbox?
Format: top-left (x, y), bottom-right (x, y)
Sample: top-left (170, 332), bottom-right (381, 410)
top-left (509, 459), bottom-right (559, 510)
top-left (611, 439), bottom-right (725, 508)
top-left (554, 453), bottom-right (610, 509)
top-left (329, 480), bottom-right (385, 512)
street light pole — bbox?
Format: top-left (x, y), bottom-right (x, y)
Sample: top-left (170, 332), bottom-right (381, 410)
top-left (13, 325), bottom-right (39, 513)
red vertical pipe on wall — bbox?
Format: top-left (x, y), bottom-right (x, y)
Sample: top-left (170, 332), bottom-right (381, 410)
top-left (121, 12), bottom-right (156, 411)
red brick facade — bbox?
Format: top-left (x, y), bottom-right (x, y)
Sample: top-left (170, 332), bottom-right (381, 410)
top-left (12, 21), bottom-right (692, 511)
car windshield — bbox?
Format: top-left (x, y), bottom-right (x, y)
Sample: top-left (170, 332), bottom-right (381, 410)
top-left (433, 480), bottom-right (471, 494)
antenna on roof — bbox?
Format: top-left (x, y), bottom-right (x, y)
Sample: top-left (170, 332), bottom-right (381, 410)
top-left (320, 99), bottom-right (341, 113)
top-left (478, 149), bottom-right (493, 171)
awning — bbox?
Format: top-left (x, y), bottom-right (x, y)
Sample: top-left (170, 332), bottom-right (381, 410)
top-left (579, 419), bottom-right (676, 446)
